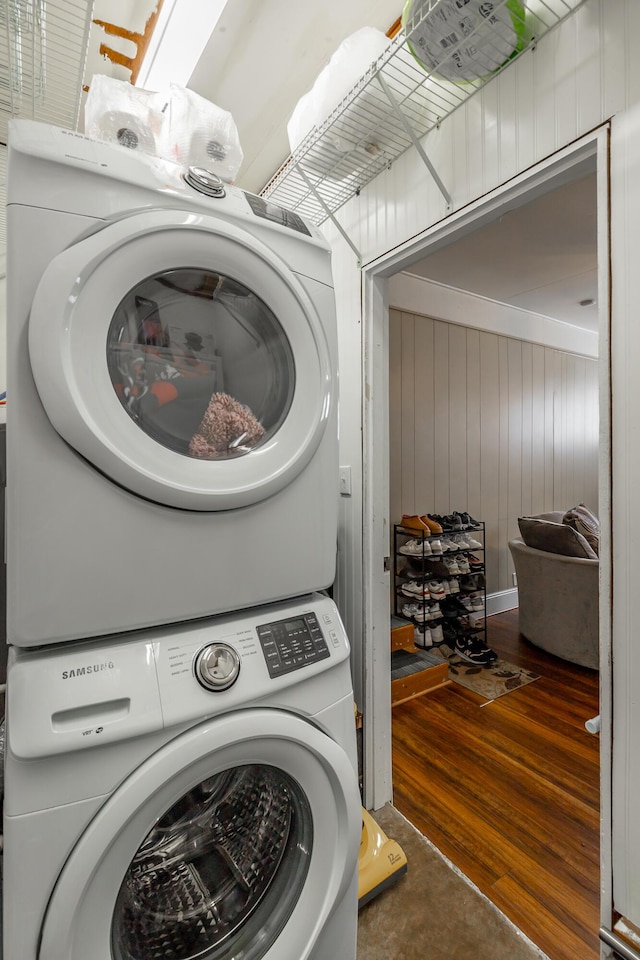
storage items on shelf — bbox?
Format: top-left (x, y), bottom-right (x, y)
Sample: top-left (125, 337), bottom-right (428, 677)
top-left (394, 512), bottom-right (496, 665)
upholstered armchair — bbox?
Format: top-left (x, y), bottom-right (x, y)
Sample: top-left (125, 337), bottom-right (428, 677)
top-left (508, 510), bottom-right (599, 670)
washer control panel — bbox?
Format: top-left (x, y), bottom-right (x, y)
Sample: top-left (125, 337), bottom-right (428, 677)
top-left (257, 612), bottom-right (330, 678)
top-left (194, 642), bottom-right (241, 691)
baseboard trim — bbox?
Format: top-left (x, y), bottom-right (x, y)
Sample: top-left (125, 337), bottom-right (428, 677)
top-left (487, 588), bottom-right (518, 617)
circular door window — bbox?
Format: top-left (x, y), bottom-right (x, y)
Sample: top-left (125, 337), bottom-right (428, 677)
top-left (28, 211), bottom-right (333, 510)
top-left (111, 764), bottom-right (312, 960)
top-left (107, 269), bottom-right (295, 461)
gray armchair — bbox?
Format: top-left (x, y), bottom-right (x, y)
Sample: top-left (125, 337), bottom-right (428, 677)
top-left (508, 511), bottom-right (599, 670)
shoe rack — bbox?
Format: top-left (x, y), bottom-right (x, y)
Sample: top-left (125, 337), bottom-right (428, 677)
top-left (393, 516), bottom-right (488, 658)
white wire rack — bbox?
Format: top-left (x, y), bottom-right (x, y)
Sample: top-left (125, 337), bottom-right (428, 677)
top-left (260, 0), bottom-right (589, 249)
top-left (0, 0), bottom-right (94, 249)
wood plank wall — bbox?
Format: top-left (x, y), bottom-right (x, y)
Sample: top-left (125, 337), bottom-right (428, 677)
top-left (389, 309), bottom-right (599, 595)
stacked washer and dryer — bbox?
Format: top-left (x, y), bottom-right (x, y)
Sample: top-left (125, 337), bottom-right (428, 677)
top-left (3, 120), bottom-right (361, 960)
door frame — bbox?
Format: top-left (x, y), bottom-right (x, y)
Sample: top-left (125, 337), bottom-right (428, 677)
top-left (359, 124), bottom-right (612, 865)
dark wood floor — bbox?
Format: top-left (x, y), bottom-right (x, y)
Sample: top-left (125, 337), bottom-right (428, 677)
top-left (391, 608), bottom-right (600, 960)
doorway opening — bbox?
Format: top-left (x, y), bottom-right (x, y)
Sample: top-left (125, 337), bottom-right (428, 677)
top-left (361, 127), bottom-right (610, 960)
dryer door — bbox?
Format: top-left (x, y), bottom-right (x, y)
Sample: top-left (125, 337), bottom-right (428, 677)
top-left (38, 710), bottom-right (361, 960)
top-left (28, 211), bottom-right (334, 510)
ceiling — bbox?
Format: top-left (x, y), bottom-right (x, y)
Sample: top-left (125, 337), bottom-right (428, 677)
top-left (2, 1), bottom-right (598, 331)
top-left (404, 171), bottom-right (598, 331)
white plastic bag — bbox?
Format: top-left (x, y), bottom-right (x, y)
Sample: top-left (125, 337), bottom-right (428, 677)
top-left (163, 84), bottom-right (243, 183)
top-left (84, 74), bottom-right (167, 155)
top-left (288, 27), bottom-right (391, 154)
top-left (84, 77), bottom-right (244, 184)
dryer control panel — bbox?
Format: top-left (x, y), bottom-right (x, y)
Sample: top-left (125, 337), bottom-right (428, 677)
top-left (257, 612), bottom-right (330, 678)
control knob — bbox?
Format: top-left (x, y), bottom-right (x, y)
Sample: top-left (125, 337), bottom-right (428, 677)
top-left (195, 643), bottom-right (240, 691)
top-left (184, 166), bottom-right (226, 198)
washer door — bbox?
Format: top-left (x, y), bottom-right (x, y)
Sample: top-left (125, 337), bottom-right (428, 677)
top-left (38, 710), bottom-right (361, 960)
top-left (29, 211), bottom-right (333, 510)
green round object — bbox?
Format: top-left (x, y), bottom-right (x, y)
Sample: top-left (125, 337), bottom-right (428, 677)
top-left (402, 0), bottom-right (527, 83)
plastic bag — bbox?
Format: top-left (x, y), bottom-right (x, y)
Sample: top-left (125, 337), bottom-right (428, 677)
top-left (163, 84), bottom-right (243, 184)
top-left (287, 27), bottom-right (391, 155)
top-left (84, 77), bottom-right (244, 183)
top-left (84, 74), bottom-right (167, 155)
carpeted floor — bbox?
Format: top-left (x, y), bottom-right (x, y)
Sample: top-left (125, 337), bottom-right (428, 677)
top-left (357, 805), bottom-right (549, 960)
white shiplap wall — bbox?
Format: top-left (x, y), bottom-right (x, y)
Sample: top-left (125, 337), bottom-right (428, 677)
top-left (324, 0), bottom-right (640, 938)
top-left (389, 308), bottom-right (599, 595)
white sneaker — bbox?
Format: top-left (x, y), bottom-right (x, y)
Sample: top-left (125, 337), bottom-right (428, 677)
top-left (440, 538), bottom-right (457, 552)
top-left (443, 557), bottom-right (460, 575)
top-left (429, 623), bottom-right (444, 643)
top-left (428, 602), bottom-right (442, 620)
top-left (402, 602), bottom-right (425, 620)
top-left (399, 538), bottom-right (432, 556)
top-left (456, 555), bottom-right (470, 574)
top-left (430, 539), bottom-right (443, 555)
top-left (427, 580), bottom-right (446, 601)
top-left (402, 581), bottom-right (426, 597)
top-left (414, 624), bottom-right (432, 648)
top-left (451, 534), bottom-right (469, 548)
top-left (465, 535), bottom-right (482, 549)
top-left (449, 577), bottom-right (460, 593)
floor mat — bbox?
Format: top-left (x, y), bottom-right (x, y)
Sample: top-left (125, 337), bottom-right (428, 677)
top-left (357, 804), bottom-right (548, 960)
top-left (433, 643), bottom-right (540, 702)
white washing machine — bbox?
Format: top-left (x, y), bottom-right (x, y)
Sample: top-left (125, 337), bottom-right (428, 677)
top-left (6, 119), bottom-right (339, 646)
top-left (3, 592), bottom-right (361, 960)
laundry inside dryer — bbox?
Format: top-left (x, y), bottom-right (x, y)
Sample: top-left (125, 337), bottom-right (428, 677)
top-left (108, 267), bottom-right (295, 459)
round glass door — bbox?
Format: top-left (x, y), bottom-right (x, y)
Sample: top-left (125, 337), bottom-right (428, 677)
top-left (112, 764), bottom-right (312, 960)
top-left (107, 269), bottom-right (295, 461)
top-left (28, 210), bottom-right (333, 510)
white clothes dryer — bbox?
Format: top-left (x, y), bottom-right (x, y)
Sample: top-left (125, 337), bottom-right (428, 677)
top-left (3, 593), bottom-right (361, 960)
top-left (6, 120), bottom-right (339, 646)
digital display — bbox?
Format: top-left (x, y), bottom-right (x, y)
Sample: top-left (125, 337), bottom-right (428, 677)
top-left (257, 612), bottom-right (330, 678)
top-left (243, 193), bottom-right (311, 236)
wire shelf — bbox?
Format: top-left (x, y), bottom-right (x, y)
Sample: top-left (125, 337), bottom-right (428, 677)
top-left (260, 0), bottom-right (589, 229)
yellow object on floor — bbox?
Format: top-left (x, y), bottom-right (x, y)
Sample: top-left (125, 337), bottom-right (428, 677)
top-left (358, 807), bottom-right (408, 908)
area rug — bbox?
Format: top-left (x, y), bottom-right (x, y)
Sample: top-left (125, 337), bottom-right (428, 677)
top-left (357, 804), bottom-right (548, 960)
top-left (432, 643), bottom-right (540, 702)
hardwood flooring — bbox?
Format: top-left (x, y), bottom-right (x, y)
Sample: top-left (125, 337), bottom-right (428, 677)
top-left (391, 608), bottom-right (600, 960)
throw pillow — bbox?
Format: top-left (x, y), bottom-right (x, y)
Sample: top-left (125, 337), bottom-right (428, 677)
top-left (562, 503), bottom-right (600, 556)
top-left (518, 516), bottom-right (598, 559)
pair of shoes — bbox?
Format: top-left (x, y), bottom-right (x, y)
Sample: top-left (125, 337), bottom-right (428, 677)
top-left (455, 554), bottom-right (470, 574)
top-left (446, 577), bottom-right (460, 594)
top-left (455, 635), bottom-right (497, 664)
top-left (455, 511), bottom-right (481, 529)
top-left (451, 533), bottom-right (483, 550)
top-left (443, 556), bottom-right (461, 575)
top-left (402, 602), bottom-right (427, 621)
top-left (421, 515), bottom-right (443, 534)
top-left (467, 554), bottom-right (484, 568)
top-left (438, 537), bottom-right (457, 552)
top-left (402, 580), bottom-right (431, 599)
top-left (399, 538), bottom-right (432, 556)
top-left (401, 514), bottom-right (445, 536)
top-left (401, 515), bottom-right (431, 535)
top-left (460, 573), bottom-right (485, 592)
top-left (422, 558), bottom-right (449, 578)
top-left (426, 580), bottom-right (446, 601)
top-left (414, 624), bottom-right (432, 648)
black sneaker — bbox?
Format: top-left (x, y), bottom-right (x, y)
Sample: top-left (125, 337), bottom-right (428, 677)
top-left (455, 635), bottom-right (496, 665)
top-left (441, 622), bottom-right (458, 644)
